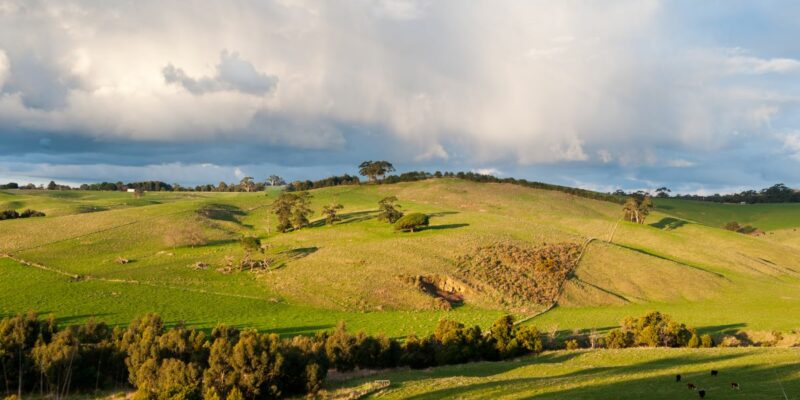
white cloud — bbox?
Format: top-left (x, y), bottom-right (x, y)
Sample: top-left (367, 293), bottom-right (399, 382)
top-left (472, 167), bottom-right (501, 176)
top-left (667, 159), bottom-right (696, 168)
top-left (0, 49), bottom-right (8, 89)
top-left (372, 0), bottom-right (426, 20)
top-left (163, 51), bottom-right (278, 96)
top-left (597, 150), bottom-right (614, 164)
top-left (725, 55), bottom-right (800, 74)
top-left (0, 0), bottom-right (794, 169)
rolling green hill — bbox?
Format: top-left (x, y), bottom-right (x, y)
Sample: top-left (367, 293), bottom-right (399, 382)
top-left (2, 179), bottom-right (800, 339)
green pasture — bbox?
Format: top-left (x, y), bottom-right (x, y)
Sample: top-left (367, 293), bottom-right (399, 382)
top-left (331, 348), bottom-right (800, 399)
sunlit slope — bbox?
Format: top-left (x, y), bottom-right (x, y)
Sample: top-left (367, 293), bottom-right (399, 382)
top-left (2, 179), bottom-right (800, 335)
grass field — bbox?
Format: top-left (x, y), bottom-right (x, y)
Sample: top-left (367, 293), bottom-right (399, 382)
top-left (653, 198), bottom-right (800, 231)
top-left (330, 348), bottom-right (800, 399)
top-left (2, 179), bottom-right (800, 339)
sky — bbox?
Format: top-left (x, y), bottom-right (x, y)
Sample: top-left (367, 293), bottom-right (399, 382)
top-left (1, 0), bottom-right (799, 194)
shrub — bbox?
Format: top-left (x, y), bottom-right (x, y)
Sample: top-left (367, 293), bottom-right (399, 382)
top-left (604, 329), bottom-right (631, 349)
top-left (724, 221), bottom-right (742, 231)
top-left (718, 335), bottom-right (742, 348)
top-left (687, 332), bottom-right (700, 348)
top-left (239, 236), bottom-right (262, 253)
top-left (515, 326), bottom-right (543, 354)
top-left (565, 339), bottom-right (580, 350)
top-left (700, 334), bottom-right (714, 348)
top-left (393, 213), bottom-right (429, 232)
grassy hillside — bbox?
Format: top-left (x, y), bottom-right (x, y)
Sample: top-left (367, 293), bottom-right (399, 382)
top-left (331, 348), bottom-right (800, 399)
top-left (654, 198), bottom-right (800, 231)
top-left (2, 179), bottom-right (800, 338)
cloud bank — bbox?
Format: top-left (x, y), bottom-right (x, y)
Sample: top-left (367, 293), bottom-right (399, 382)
top-left (0, 0), bottom-right (799, 191)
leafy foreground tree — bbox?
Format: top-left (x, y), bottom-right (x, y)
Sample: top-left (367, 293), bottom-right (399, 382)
top-left (321, 203), bottom-right (344, 225)
top-left (394, 213), bottom-right (429, 232)
top-left (377, 196), bottom-right (404, 223)
top-left (622, 195), bottom-right (653, 224)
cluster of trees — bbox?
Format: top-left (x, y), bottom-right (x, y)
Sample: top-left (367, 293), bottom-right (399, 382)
top-left (268, 195), bottom-right (409, 234)
top-left (0, 311), bottom-right (714, 398)
top-left (270, 192), bottom-right (313, 232)
top-left (0, 209), bottom-right (46, 220)
top-left (285, 175), bottom-right (360, 192)
top-left (604, 312), bottom-right (713, 349)
top-left (0, 313), bottom-right (543, 399)
top-left (622, 195), bottom-right (653, 224)
top-left (21, 176), bottom-right (290, 193)
top-left (674, 183), bottom-right (800, 204)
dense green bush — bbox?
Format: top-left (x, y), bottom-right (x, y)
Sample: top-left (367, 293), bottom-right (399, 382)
top-left (393, 213), bottom-right (429, 232)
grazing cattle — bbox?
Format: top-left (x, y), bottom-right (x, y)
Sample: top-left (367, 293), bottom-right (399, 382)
top-left (711, 370), bottom-right (719, 376)
top-left (698, 389), bottom-right (706, 398)
top-left (687, 383), bottom-right (696, 390)
top-left (731, 382), bottom-right (740, 390)
top-left (676, 374), bottom-right (682, 382)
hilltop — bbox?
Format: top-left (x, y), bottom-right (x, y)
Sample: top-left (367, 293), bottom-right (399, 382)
top-left (2, 178), bottom-right (800, 338)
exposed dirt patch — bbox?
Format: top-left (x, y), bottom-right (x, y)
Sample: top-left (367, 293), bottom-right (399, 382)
top-left (398, 274), bottom-right (468, 310)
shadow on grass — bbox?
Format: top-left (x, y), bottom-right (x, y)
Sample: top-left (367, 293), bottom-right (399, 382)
top-left (421, 223), bottom-right (469, 231)
top-left (2, 200), bottom-right (24, 209)
top-left (197, 203), bottom-right (247, 224)
top-left (265, 324), bottom-right (335, 337)
top-left (427, 211), bottom-right (459, 217)
top-left (75, 204), bottom-right (109, 213)
top-left (269, 246), bottom-right (320, 270)
top-left (315, 210), bottom-right (379, 227)
top-left (696, 323), bottom-right (748, 336)
top-left (396, 351), bottom-right (769, 400)
top-left (650, 217), bottom-right (689, 230)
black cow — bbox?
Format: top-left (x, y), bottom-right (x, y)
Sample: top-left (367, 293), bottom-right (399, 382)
top-left (711, 370), bottom-right (719, 376)
top-left (687, 383), bottom-right (696, 390)
top-left (699, 389), bottom-right (706, 398)
top-left (731, 382), bottom-right (740, 390)
top-left (676, 374), bottom-right (682, 382)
